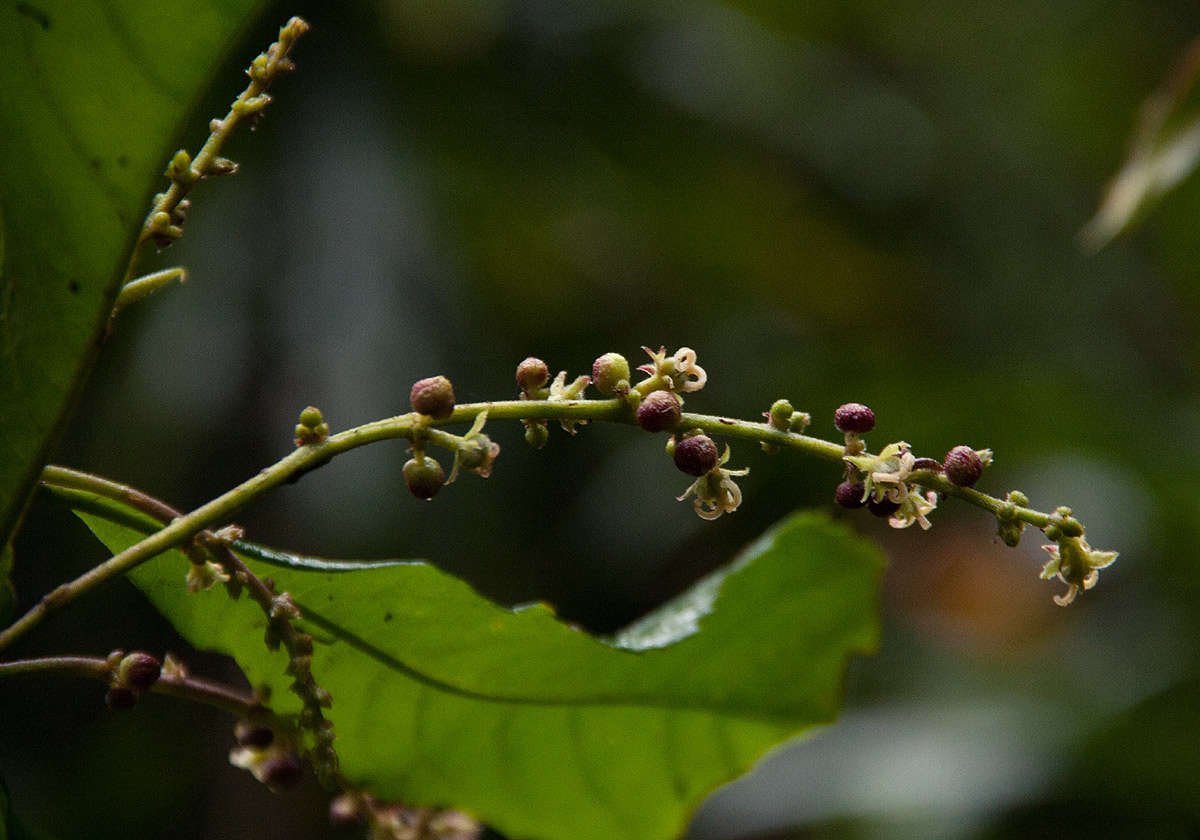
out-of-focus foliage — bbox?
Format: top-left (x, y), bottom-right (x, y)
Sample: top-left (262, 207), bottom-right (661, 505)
top-left (3, 0), bottom-right (1200, 838)
top-left (1082, 37), bottom-right (1200, 250)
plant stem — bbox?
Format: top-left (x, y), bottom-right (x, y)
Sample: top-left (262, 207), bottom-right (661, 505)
top-left (0, 655), bottom-right (260, 718)
top-left (4, 397), bottom-right (1058, 653)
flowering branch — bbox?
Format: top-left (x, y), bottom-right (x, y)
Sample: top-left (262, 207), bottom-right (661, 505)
top-left (115, 16), bottom-right (310, 317)
top-left (0, 345), bottom-right (1114, 658)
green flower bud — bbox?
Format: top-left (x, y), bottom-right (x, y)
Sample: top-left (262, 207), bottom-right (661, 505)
top-left (524, 422), bottom-right (549, 448)
top-left (591, 352), bottom-right (631, 395)
top-left (410, 376), bottom-right (455, 420)
top-left (767, 399), bottom-right (793, 430)
top-left (636, 391), bottom-right (681, 432)
top-left (403, 456), bottom-right (445, 500)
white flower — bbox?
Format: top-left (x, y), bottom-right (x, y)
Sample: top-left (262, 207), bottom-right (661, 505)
top-left (1040, 535), bottom-right (1119, 606)
top-left (637, 345), bottom-right (707, 393)
top-left (677, 445), bottom-right (749, 520)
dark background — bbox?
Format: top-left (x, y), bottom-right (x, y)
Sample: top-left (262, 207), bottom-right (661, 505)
top-left (4, 1), bottom-right (1200, 837)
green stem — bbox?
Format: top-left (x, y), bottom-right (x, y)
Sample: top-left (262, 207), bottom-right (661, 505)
top-left (0, 655), bottom-right (261, 718)
top-left (4, 397), bottom-right (1057, 653)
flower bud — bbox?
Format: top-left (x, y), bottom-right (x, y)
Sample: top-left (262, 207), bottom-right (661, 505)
top-left (834, 403), bottom-right (875, 433)
top-left (410, 376), bottom-right (455, 420)
top-left (943, 445), bottom-right (983, 487)
top-left (516, 357), bottom-right (550, 392)
top-left (591, 352), bottom-right (630, 395)
top-left (673, 434), bottom-right (719, 476)
top-left (260, 753), bottom-right (304, 790)
top-left (636, 391), bottom-right (681, 432)
top-left (867, 496), bottom-right (900, 518)
top-left (403, 456), bottom-right (445, 500)
top-left (524, 422), bottom-right (549, 448)
top-left (116, 652), bottom-right (161, 692)
top-left (835, 481), bottom-right (867, 509)
top-left (767, 399), bottom-right (793, 430)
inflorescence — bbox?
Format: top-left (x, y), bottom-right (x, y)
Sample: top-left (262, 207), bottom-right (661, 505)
top-left (339, 344), bottom-right (1117, 607)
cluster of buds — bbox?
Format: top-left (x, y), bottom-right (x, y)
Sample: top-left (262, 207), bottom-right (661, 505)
top-left (403, 376), bottom-right (499, 500)
top-left (294, 405), bottom-right (330, 446)
top-left (103, 650), bottom-right (161, 709)
top-left (329, 793), bottom-right (481, 840)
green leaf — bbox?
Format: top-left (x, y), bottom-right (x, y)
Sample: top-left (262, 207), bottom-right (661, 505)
top-left (77, 510), bottom-right (883, 840)
top-left (0, 0), bottom-right (265, 545)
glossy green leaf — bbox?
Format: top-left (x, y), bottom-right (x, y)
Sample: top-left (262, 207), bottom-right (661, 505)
top-left (0, 0), bottom-right (264, 545)
top-left (77, 508), bottom-right (883, 840)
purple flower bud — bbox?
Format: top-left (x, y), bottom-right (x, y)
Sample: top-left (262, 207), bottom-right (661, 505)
top-left (117, 652), bottom-right (161, 692)
top-left (834, 403), bottom-right (875, 433)
top-left (673, 434), bottom-right (719, 476)
top-left (410, 376), bottom-right (456, 420)
top-left (636, 391), bottom-right (681, 432)
top-left (516, 357), bottom-right (550, 392)
top-left (835, 481), bottom-right (867, 509)
top-left (943, 445), bottom-right (983, 487)
top-left (261, 753), bottom-right (304, 790)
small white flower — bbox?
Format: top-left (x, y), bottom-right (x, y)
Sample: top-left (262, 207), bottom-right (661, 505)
top-left (1040, 536), bottom-right (1118, 606)
top-left (676, 446), bottom-right (749, 520)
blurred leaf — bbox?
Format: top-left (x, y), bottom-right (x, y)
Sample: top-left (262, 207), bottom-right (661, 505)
top-left (76, 510), bottom-right (884, 840)
top-left (0, 0), bottom-right (264, 546)
top-left (1082, 37), bottom-right (1200, 249)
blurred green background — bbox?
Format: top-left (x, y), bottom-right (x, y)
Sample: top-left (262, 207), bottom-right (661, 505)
top-left (4, 0), bottom-right (1200, 837)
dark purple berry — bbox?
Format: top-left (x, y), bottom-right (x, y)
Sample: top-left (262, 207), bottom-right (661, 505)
top-left (636, 391), bottom-right (681, 432)
top-left (943, 445), bottom-right (983, 487)
top-left (834, 403), bottom-right (875, 433)
top-left (867, 496), bottom-right (900, 518)
top-left (515, 357), bottom-right (550, 392)
top-left (673, 434), bottom-right (719, 476)
top-left (835, 481), bottom-right (866, 509)
top-left (409, 376), bottom-right (455, 420)
top-left (403, 456), bottom-right (445, 500)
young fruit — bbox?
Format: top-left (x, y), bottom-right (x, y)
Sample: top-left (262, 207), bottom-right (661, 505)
top-left (403, 456), bottom-right (445, 500)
